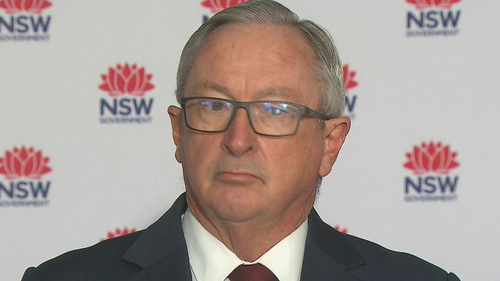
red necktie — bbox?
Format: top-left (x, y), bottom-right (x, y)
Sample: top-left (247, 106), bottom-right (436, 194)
top-left (227, 264), bottom-right (278, 281)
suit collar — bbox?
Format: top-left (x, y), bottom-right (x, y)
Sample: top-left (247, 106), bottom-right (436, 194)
top-left (121, 193), bottom-right (191, 281)
top-left (119, 194), bottom-right (367, 281)
top-left (300, 208), bottom-right (366, 281)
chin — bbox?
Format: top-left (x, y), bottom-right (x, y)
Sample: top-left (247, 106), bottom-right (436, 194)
top-left (210, 197), bottom-right (264, 222)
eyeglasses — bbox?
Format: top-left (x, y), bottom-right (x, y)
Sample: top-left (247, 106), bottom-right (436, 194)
top-left (180, 97), bottom-right (330, 137)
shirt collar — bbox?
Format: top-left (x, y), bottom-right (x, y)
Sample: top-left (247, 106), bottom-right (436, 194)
top-left (182, 208), bottom-right (308, 281)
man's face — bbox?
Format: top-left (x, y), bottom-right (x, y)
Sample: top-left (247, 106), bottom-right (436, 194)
top-left (169, 23), bottom-right (349, 229)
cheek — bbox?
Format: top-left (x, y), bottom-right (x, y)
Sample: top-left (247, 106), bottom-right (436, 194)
top-left (293, 124), bottom-right (323, 160)
top-left (265, 133), bottom-right (323, 186)
top-left (294, 127), bottom-right (324, 176)
top-left (180, 131), bottom-right (220, 182)
top-left (180, 133), bottom-right (204, 176)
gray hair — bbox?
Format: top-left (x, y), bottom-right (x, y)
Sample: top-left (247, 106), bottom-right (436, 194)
top-left (175, 0), bottom-right (345, 118)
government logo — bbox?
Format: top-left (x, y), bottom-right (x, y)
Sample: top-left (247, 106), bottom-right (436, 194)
top-left (406, 0), bottom-right (462, 37)
top-left (343, 64), bottom-right (358, 120)
top-left (0, 0), bottom-right (52, 41)
top-left (201, 0), bottom-right (251, 22)
top-left (403, 141), bottom-right (460, 202)
top-left (100, 227), bottom-right (136, 241)
top-left (0, 146), bottom-right (52, 207)
top-left (99, 63), bottom-right (155, 124)
top-left (333, 225), bottom-right (348, 234)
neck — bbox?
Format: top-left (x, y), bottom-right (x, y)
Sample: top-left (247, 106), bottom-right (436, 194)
top-left (186, 191), bottom-right (314, 261)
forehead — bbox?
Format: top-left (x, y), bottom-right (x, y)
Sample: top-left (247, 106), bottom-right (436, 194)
top-left (186, 23), bottom-right (321, 103)
top-left (199, 22), bottom-right (315, 63)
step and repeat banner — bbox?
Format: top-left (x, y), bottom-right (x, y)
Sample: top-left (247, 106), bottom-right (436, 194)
top-left (1, 0), bottom-right (499, 280)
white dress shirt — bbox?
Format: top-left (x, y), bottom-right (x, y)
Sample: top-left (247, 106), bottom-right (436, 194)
top-left (182, 208), bottom-right (308, 281)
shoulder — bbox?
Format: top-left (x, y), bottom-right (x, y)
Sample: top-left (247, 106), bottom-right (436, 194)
top-left (22, 231), bottom-right (143, 281)
top-left (306, 209), bottom-right (459, 280)
top-left (22, 195), bottom-right (190, 281)
top-left (343, 233), bottom-right (459, 280)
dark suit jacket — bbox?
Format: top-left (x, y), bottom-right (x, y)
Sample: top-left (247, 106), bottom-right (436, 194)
top-left (21, 193), bottom-right (460, 281)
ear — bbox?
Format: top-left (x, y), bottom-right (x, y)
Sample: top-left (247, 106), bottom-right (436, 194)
top-left (318, 117), bottom-right (351, 177)
top-left (167, 105), bottom-right (183, 163)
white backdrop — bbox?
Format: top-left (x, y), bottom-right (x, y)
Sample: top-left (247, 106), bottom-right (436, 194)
top-left (1, 1), bottom-right (499, 280)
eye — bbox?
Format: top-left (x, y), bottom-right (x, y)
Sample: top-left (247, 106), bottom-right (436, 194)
top-left (200, 101), bottom-right (228, 112)
top-left (269, 107), bottom-right (285, 115)
top-left (211, 102), bottom-right (225, 111)
top-left (263, 103), bottom-right (291, 116)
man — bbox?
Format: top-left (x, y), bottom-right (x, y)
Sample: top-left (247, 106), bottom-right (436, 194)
top-left (22, 1), bottom-right (460, 280)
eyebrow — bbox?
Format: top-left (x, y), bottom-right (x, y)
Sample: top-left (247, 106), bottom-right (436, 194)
top-left (255, 88), bottom-right (295, 100)
top-left (190, 82), bottom-right (296, 100)
top-left (191, 82), bottom-right (231, 97)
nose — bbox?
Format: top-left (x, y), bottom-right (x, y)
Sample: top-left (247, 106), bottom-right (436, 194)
top-left (222, 108), bottom-right (256, 156)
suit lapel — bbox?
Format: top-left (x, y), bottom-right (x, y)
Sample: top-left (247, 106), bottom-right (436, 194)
top-left (300, 209), bottom-right (366, 281)
top-left (120, 194), bottom-right (192, 281)
top-left (115, 195), bottom-right (367, 281)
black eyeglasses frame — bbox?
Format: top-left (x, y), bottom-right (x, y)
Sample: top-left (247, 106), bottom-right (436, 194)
top-left (180, 97), bottom-right (331, 137)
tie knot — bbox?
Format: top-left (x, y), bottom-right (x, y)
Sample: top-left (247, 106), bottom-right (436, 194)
top-left (227, 264), bottom-right (278, 281)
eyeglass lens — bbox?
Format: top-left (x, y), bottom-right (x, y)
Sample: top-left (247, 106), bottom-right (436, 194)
top-left (183, 98), bottom-right (302, 136)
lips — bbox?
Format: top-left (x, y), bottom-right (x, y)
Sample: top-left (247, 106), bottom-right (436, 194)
top-left (212, 158), bottom-right (265, 184)
top-left (216, 170), bottom-right (261, 184)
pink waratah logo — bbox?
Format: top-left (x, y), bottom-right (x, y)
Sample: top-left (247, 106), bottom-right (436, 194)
top-left (99, 63), bottom-right (155, 97)
top-left (334, 225), bottom-right (348, 234)
top-left (406, 0), bottom-right (461, 10)
top-left (403, 141), bottom-right (459, 175)
top-left (343, 64), bottom-right (358, 94)
top-left (201, 0), bottom-right (251, 14)
top-left (0, 0), bottom-right (52, 14)
top-left (0, 146), bottom-right (52, 180)
top-left (100, 227), bottom-right (136, 241)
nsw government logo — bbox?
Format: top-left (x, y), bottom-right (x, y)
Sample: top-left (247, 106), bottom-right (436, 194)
top-left (99, 63), bottom-right (155, 124)
top-left (333, 225), bottom-right (348, 234)
top-left (0, 146), bottom-right (52, 207)
top-left (0, 0), bottom-right (52, 42)
top-left (403, 141), bottom-right (460, 202)
top-left (405, 0), bottom-right (462, 37)
top-left (342, 64), bottom-right (358, 120)
top-left (201, 0), bottom-right (251, 22)
top-left (100, 227), bottom-right (136, 241)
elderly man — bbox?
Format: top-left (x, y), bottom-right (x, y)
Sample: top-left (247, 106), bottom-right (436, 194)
top-left (22, 1), bottom-right (460, 280)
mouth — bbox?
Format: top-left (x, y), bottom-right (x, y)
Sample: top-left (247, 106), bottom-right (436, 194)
top-left (216, 171), bottom-right (261, 183)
